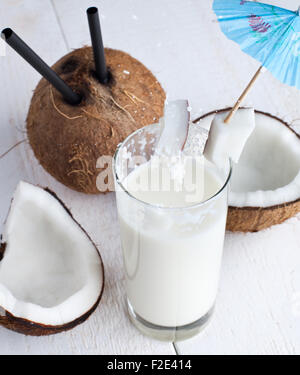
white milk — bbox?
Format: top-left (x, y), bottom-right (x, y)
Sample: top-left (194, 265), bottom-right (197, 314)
top-left (116, 157), bottom-right (228, 327)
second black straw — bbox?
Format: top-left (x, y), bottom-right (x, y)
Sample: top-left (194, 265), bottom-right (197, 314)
top-left (87, 7), bottom-right (108, 84)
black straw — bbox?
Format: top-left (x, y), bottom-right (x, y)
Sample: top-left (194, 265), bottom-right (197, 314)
top-left (87, 7), bottom-right (108, 84)
top-left (1, 28), bottom-right (81, 105)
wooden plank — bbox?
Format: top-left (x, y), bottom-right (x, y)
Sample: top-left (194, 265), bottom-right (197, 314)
top-left (0, 0), bottom-right (68, 229)
top-left (0, 0), bottom-right (174, 354)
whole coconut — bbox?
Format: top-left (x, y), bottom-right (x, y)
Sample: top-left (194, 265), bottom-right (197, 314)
top-left (27, 47), bottom-right (165, 193)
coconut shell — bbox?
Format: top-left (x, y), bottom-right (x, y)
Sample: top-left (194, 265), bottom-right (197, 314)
top-left (0, 306), bottom-right (101, 336)
top-left (27, 47), bottom-right (166, 194)
top-left (0, 187), bottom-right (105, 336)
top-left (227, 199), bottom-right (300, 233)
top-left (195, 109), bottom-right (300, 233)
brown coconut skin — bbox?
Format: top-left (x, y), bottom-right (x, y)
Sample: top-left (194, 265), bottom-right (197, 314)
top-left (27, 47), bottom-right (165, 194)
top-left (0, 188), bottom-right (105, 336)
top-left (195, 109), bottom-right (300, 233)
top-left (227, 199), bottom-right (300, 232)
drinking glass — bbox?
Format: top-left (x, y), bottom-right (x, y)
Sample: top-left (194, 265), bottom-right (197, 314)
top-left (113, 124), bottom-right (232, 341)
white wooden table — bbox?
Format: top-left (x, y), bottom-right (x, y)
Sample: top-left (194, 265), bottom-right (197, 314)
top-left (0, 0), bottom-right (300, 355)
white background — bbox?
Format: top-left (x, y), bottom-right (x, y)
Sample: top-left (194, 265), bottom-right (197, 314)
top-left (0, 0), bottom-right (299, 355)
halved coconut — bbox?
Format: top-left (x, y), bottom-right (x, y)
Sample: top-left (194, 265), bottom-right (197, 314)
top-left (195, 109), bottom-right (300, 232)
top-left (0, 182), bottom-right (104, 335)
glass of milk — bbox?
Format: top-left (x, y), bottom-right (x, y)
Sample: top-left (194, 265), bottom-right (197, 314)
top-left (113, 123), bottom-right (232, 341)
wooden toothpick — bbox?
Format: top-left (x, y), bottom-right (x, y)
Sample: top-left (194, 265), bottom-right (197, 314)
top-left (224, 65), bottom-right (264, 124)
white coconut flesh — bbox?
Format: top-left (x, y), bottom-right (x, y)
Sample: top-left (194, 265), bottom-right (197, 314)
top-left (0, 182), bottom-right (103, 326)
top-left (230, 112), bottom-right (300, 207)
top-left (198, 111), bottom-right (300, 208)
top-left (155, 100), bottom-right (190, 156)
top-left (204, 108), bottom-right (256, 165)
top-left (155, 99), bottom-right (209, 158)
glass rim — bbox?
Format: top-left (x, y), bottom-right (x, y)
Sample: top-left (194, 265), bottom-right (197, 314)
top-left (113, 124), bottom-right (232, 211)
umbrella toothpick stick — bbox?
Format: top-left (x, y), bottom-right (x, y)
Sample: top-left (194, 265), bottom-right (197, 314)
top-left (224, 65), bottom-right (264, 124)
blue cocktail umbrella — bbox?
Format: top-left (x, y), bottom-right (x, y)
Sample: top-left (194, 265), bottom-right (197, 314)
top-left (213, 0), bottom-right (300, 122)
